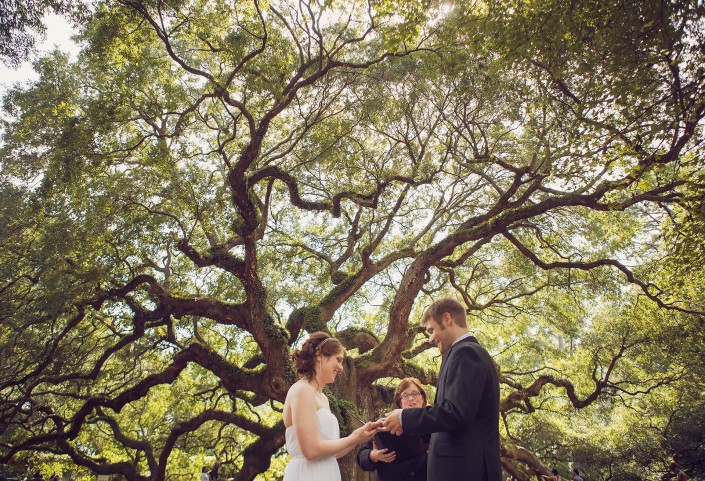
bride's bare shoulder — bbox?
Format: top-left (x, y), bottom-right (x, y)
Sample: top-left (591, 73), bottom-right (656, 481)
top-left (285, 379), bottom-right (314, 400)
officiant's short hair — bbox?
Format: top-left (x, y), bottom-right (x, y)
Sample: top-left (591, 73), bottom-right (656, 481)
top-left (393, 377), bottom-right (428, 408)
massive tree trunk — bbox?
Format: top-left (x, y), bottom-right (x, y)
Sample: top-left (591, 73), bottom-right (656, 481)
top-left (1, 1), bottom-right (703, 480)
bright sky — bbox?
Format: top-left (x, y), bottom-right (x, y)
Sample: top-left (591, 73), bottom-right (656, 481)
top-left (0, 14), bottom-right (78, 95)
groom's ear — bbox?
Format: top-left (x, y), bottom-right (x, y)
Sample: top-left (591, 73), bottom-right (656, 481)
top-left (441, 311), bottom-right (454, 328)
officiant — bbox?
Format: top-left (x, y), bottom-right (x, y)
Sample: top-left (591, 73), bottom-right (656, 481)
top-left (356, 378), bottom-right (429, 481)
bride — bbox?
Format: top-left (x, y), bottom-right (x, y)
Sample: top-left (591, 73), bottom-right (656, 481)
top-left (283, 332), bottom-right (380, 481)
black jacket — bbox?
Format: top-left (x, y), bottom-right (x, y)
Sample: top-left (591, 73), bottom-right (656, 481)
top-left (356, 435), bottom-right (428, 481)
top-left (402, 336), bottom-right (501, 481)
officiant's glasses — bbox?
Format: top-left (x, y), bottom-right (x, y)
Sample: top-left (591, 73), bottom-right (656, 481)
top-left (400, 391), bottom-right (421, 400)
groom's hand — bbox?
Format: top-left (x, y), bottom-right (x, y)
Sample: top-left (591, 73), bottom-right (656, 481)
top-left (382, 409), bottom-right (404, 435)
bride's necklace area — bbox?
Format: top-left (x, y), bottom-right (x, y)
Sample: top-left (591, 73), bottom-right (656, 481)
top-left (308, 378), bottom-right (326, 394)
top-left (308, 361), bottom-right (326, 393)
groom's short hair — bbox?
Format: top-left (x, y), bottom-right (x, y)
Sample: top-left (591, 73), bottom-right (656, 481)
top-left (422, 297), bottom-right (467, 328)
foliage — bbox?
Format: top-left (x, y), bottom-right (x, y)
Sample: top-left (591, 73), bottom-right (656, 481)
top-left (0, 0), bottom-right (88, 67)
top-left (1, 0), bottom-right (704, 480)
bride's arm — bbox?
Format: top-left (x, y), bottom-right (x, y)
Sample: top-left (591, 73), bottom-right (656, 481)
top-left (291, 385), bottom-right (377, 461)
top-left (335, 443), bottom-right (359, 459)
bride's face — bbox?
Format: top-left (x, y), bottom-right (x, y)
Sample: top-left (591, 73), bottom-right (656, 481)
top-left (316, 349), bottom-right (345, 384)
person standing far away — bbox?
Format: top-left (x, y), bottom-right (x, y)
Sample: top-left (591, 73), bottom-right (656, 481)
top-left (670, 461), bottom-right (688, 481)
top-left (209, 461), bottom-right (220, 481)
top-left (572, 468), bottom-right (583, 481)
top-left (200, 466), bottom-right (209, 481)
top-left (282, 331), bottom-right (381, 481)
top-left (382, 297), bottom-right (502, 481)
top-left (542, 468), bottom-right (562, 481)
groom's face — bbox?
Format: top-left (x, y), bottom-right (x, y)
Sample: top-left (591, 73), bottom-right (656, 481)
top-left (425, 313), bottom-right (453, 354)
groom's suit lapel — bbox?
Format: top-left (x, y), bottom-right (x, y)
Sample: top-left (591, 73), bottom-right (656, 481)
top-left (435, 336), bottom-right (477, 403)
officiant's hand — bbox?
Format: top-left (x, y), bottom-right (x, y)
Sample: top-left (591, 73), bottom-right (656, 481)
top-left (382, 409), bottom-right (404, 435)
top-left (370, 447), bottom-right (396, 463)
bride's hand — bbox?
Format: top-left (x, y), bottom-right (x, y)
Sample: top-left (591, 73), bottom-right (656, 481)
top-left (353, 421), bottom-right (382, 443)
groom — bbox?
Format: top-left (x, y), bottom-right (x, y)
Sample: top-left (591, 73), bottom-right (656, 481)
top-left (382, 297), bottom-right (502, 481)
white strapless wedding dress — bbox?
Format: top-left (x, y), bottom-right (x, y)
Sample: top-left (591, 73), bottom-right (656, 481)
top-left (283, 408), bottom-right (341, 481)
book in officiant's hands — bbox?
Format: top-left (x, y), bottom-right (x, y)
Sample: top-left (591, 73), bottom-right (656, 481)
top-left (347, 412), bottom-right (428, 462)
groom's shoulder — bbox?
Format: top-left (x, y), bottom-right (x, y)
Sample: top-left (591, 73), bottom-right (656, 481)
top-left (453, 337), bottom-right (493, 361)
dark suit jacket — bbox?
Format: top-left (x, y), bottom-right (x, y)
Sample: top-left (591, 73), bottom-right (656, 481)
top-left (401, 336), bottom-right (501, 481)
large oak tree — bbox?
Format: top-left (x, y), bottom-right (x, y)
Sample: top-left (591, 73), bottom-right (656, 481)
top-left (1, 0), bottom-right (704, 480)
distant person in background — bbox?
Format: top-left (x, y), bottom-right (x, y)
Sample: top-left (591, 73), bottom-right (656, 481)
top-left (356, 377), bottom-right (430, 481)
top-left (200, 466), bottom-right (210, 481)
top-left (572, 468), bottom-right (583, 481)
top-left (670, 461), bottom-right (688, 481)
top-left (209, 461), bottom-right (221, 481)
top-left (542, 468), bottom-right (562, 481)
top-left (31, 472), bottom-right (44, 481)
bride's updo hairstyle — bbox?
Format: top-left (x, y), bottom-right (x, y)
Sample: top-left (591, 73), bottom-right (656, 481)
top-left (292, 331), bottom-right (344, 381)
